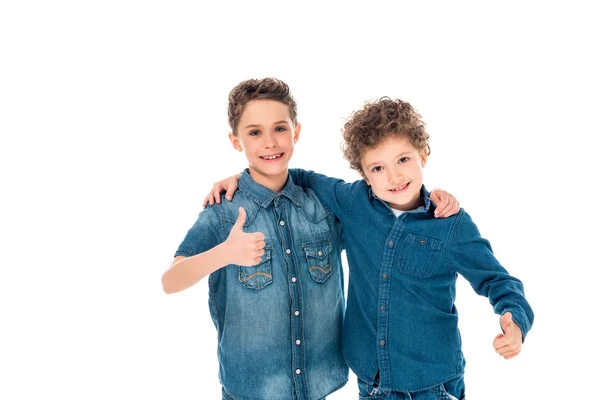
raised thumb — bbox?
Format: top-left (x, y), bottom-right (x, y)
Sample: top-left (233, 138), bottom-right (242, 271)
top-left (500, 312), bottom-right (513, 332)
top-left (233, 207), bottom-right (246, 230)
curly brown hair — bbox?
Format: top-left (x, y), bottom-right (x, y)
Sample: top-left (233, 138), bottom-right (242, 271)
top-left (228, 78), bottom-right (297, 135)
top-left (342, 97), bottom-right (430, 177)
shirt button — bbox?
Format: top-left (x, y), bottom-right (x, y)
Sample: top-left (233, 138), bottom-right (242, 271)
top-left (382, 273), bottom-right (388, 279)
top-left (388, 240), bottom-right (394, 247)
top-left (317, 250), bottom-right (323, 256)
top-left (280, 220), bottom-right (285, 226)
top-left (295, 369), bottom-right (301, 375)
top-left (286, 249), bottom-right (291, 254)
top-left (294, 310), bottom-right (300, 316)
top-left (291, 277), bottom-right (297, 283)
top-left (295, 339), bottom-right (301, 345)
top-left (380, 305), bottom-right (386, 311)
top-left (380, 340), bottom-right (386, 346)
top-left (419, 238), bottom-right (426, 245)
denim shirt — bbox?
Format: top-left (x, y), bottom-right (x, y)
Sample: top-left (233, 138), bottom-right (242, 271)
top-left (175, 170), bottom-right (348, 400)
top-left (289, 169), bottom-right (534, 393)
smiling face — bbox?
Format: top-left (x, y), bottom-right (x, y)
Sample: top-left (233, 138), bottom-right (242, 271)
top-left (361, 134), bottom-right (428, 211)
top-left (229, 99), bottom-right (300, 191)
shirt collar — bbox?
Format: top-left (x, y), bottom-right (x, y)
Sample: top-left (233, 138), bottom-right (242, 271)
top-left (238, 169), bottom-right (301, 208)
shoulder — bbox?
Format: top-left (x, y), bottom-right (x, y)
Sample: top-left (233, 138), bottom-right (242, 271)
top-left (208, 191), bottom-right (261, 227)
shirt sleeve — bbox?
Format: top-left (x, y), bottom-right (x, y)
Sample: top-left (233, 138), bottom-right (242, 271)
top-left (446, 210), bottom-right (534, 340)
top-left (174, 207), bottom-right (222, 258)
top-left (288, 168), bottom-right (358, 222)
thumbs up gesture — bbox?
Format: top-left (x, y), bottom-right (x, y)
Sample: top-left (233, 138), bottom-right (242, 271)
top-left (493, 312), bottom-right (523, 360)
top-left (225, 207), bottom-right (266, 266)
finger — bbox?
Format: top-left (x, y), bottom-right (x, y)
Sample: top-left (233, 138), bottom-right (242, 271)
top-left (494, 342), bottom-right (512, 353)
top-left (434, 197), bottom-right (448, 217)
top-left (500, 312), bottom-right (513, 333)
top-left (493, 334), bottom-right (506, 350)
top-left (503, 350), bottom-right (521, 360)
top-left (437, 201), bottom-right (453, 218)
top-left (444, 200), bottom-right (459, 216)
top-left (256, 240), bottom-right (266, 249)
top-left (256, 249), bottom-right (265, 258)
top-left (233, 207), bottom-right (246, 230)
top-left (499, 347), bottom-right (520, 358)
top-left (203, 196), bottom-right (209, 207)
top-left (252, 232), bottom-right (266, 241)
top-left (226, 187), bottom-right (235, 201)
top-left (214, 189), bottom-right (222, 204)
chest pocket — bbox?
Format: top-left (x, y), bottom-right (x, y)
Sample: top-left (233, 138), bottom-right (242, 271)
top-left (398, 233), bottom-right (443, 278)
top-left (301, 238), bottom-right (333, 283)
top-left (238, 245), bottom-right (272, 290)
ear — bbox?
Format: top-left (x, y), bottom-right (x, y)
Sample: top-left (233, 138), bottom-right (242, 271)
top-left (293, 123), bottom-right (301, 144)
top-left (362, 171), bottom-right (371, 186)
top-left (229, 132), bottom-right (243, 152)
top-left (420, 149), bottom-right (428, 167)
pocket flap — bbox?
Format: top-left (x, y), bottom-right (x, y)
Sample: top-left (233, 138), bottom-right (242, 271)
top-left (302, 240), bottom-right (333, 259)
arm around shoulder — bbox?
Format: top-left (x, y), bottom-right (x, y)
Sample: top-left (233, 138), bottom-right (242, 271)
top-left (288, 168), bottom-right (359, 220)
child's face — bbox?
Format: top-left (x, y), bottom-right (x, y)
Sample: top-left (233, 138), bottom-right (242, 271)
top-left (229, 99), bottom-right (300, 185)
top-left (361, 135), bottom-right (427, 211)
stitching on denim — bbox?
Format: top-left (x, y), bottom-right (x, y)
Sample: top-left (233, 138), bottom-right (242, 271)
top-left (238, 271), bottom-right (273, 282)
top-left (345, 180), bottom-right (361, 219)
top-left (444, 209), bottom-right (465, 274)
top-left (308, 264), bottom-right (331, 274)
top-left (296, 192), bottom-right (329, 223)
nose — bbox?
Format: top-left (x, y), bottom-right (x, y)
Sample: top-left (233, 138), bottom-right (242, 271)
top-left (263, 131), bottom-right (276, 149)
top-left (388, 166), bottom-right (404, 185)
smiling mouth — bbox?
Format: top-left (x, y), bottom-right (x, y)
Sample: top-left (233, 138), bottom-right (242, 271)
top-left (260, 153), bottom-right (284, 160)
top-left (389, 182), bottom-right (409, 192)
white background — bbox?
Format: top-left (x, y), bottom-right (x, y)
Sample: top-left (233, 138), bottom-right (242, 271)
top-left (1, 1), bottom-right (598, 399)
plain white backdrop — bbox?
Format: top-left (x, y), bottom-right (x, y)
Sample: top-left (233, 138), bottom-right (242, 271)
top-left (1, 1), bottom-right (598, 399)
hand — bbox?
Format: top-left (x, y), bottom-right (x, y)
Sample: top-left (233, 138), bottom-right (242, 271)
top-left (493, 312), bottom-right (523, 360)
top-left (430, 189), bottom-right (460, 218)
top-left (203, 174), bottom-right (241, 206)
top-left (224, 207), bottom-right (266, 266)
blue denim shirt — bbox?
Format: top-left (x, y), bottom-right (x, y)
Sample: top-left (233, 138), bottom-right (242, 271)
top-left (175, 170), bottom-right (348, 400)
top-left (289, 169), bottom-right (534, 393)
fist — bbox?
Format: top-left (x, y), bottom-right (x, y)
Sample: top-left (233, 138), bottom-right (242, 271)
top-left (493, 312), bottom-right (523, 360)
top-left (225, 207), bottom-right (266, 266)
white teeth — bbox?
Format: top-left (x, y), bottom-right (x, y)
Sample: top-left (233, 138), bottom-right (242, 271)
top-left (391, 184), bottom-right (408, 191)
top-left (262, 154), bottom-right (282, 160)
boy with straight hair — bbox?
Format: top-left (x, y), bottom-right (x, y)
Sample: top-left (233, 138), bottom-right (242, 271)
top-left (163, 78), bottom-right (349, 400)
top-left (206, 97), bottom-right (534, 399)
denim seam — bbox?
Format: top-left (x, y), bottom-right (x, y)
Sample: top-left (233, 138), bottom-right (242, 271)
top-left (344, 181), bottom-right (361, 220)
top-left (444, 209), bottom-right (465, 274)
top-left (389, 371), bottom-right (464, 393)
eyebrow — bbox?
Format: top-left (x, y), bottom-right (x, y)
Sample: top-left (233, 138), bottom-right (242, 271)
top-left (243, 120), bottom-right (290, 130)
top-left (363, 151), bottom-right (413, 170)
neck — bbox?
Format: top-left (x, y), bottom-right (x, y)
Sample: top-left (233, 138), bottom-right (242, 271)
top-left (248, 167), bottom-right (288, 193)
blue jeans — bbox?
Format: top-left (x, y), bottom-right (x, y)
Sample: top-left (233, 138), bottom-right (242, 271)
top-left (357, 376), bottom-right (465, 400)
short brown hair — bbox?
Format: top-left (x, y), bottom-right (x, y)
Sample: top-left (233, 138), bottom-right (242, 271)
top-left (342, 97), bottom-right (430, 177)
top-left (228, 78), bottom-right (297, 135)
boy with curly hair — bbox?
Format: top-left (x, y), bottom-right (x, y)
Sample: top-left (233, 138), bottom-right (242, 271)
top-left (207, 97), bottom-right (534, 399)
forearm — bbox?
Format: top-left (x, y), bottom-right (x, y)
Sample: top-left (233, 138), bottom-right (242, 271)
top-left (162, 243), bottom-right (230, 294)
